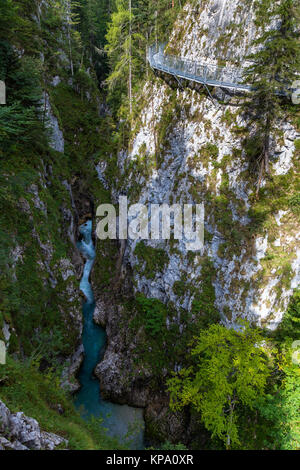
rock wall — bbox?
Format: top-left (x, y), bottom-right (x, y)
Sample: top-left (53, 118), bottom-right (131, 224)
top-left (94, 0), bottom-right (299, 444)
top-left (0, 400), bottom-right (67, 450)
top-left (116, 0), bottom-right (300, 330)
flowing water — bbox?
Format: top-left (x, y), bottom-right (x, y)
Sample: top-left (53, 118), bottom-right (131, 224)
top-left (74, 220), bottom-right (144, 449)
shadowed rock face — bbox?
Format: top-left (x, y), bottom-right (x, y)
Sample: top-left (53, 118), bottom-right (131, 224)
top-left (44, 93), bottom-right (65, 153)
top-left (0, 400), bottom-right (68, 450)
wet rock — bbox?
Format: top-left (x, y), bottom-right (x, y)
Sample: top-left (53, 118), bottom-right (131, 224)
top-left (61, 344), bottom-right (84, 393)
top-left (93, 299), bottom-right (107, 326)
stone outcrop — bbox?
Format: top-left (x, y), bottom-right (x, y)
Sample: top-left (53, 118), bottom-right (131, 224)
top-left (0, 400), bottom-right (67, 450)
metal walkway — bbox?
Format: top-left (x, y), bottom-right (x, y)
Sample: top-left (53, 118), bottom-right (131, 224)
top-left (147, 45), bottom-right (251, 92)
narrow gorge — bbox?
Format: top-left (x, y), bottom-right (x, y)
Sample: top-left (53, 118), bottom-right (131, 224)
top-left (0, 0), bottom-right (299, 452)
top-left (74, 220), bottom-right (144, 449)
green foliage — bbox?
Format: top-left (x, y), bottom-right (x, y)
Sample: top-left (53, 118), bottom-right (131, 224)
top-left (203, 143), bottom-right (218, 160)
top-left (0, 0), bottom-right (17, 40)
top-left (191, 259), bottom-right (219, 328)
top-left (255, 361), bottom-right (300, 450)
top-left (173, 280), bottom-right (186, 298)
top-left (159, 441), bottom-right (188, 450)
top-left (105, 0), bottom-right (144, 117)
top-left (0, 40), bottom-right (45, 151)
top-left (0, 356), bottom-right (124, 449)
top-left (220, 109), bottom-right (237, 126)
top-left (168, 323), bottom-right (271, 448)
top-left (248, 0), bottom-right (300, 93)
top-left (295, 139), bottom-right (300, 152)
top-left (1, 0), bottom-right (299, 453)
top-left (75, 0), bottom-right (113, 82)
top-left (105, 0), bottom-right (186, 118)
top-left (0, 0), bottom-right (115, 363)
top-left (243, 135), bottom-right (263, 163)
top-left (276, 289), bottom-right (300, 341)
top-left (134, 241), bottom-right (169, 279)
top-left (136, 295), bottom-right (166, 337)
top-left (128, 295), bottom-right (194, 381)
top-left (243, 0), bottom-right (300, 188)
top-left (288, 193), bottom-right (300, 215)
top-left (155, 90), bottom-right (181, 166)
top-left (0, 104), bottom-right (42, 148)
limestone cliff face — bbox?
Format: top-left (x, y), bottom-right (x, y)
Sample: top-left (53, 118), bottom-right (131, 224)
top-left (168, 0), bottom-right (260, 62)
top-left (94, 0), bottom-right (299, 442)
top-left (118, 0), bottom-right (299, 330)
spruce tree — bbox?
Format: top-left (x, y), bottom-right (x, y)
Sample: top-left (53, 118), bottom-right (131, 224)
top-left (105, 0), bottom-right (144, 119)
top-left (105, 0), bottom-right (185, 119)
top-left (78, 0), bottom-right (111, 82)
top-left (243, 0), bottom-right (300, 195)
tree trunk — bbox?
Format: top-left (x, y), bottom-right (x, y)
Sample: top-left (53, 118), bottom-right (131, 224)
top-left (264, 123), bottom-right (270, 175)
top-left (146, 32), bottom-right (149, 78)
top-left (226, 397), bottom-right (234, 450)
top-left (66, 1), bottom-right (74, 76)
top-left (256, 155), bottom-right (264, 198)
top-left (155, 10), bottom-right (158, 51)
top-left (256, 116), bottom-right (271, 197)
top-left (129, 0), bottom-right (132, 117)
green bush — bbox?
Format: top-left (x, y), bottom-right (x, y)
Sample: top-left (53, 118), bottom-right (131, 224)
top-left (0, 356), bottom-right (125, 450)
top-left (288, 193), bottom-right (300, 214)
top-left (136, 295), bottom-right (167, 337)
top-left (275, 289), bottom-right (300, 341)
top-left (134, 241), bottom-right (169, 279)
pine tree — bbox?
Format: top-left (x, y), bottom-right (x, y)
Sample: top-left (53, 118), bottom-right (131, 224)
top-left (243, 0), bottom-right (300, 196)
top-left (63, 0), bottom-right (81, 76)
top-left (256, 361), bottom-right (300, 450)
top-left (78, 0), bottom-right (111, 82)
top-left (105, 0), bottom-right (144, 119)
top-left (105, 0), bottom-right (185, 118)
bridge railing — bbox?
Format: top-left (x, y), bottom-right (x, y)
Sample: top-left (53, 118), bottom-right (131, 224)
top-left (147, 44), bottom-right (248, 90)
